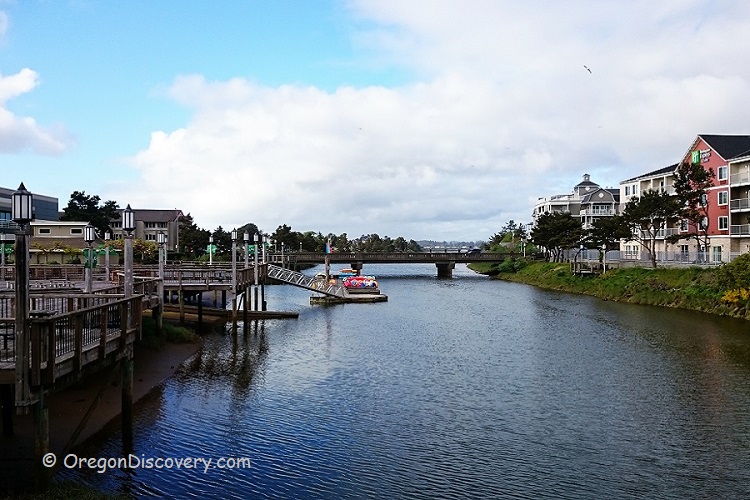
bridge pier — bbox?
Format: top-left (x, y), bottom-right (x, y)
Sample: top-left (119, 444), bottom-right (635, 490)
top-left (350, 262), bottom-right (363, 275)
top-left (436, 261), bottom-right (455, 278)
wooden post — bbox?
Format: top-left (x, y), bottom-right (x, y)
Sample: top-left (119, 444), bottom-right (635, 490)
top-left (1, 384), bottom-right (13, 436)
top-left (121, 350), bottom-right (133, 455)
top-left (197, 292), bottom-right (203, 326)
top-left (33, 388), bottom-right (49, 491)
top-left (179, 288), bottom-right (184, 323)
top-left (243, 285), bottom-right (249, 334)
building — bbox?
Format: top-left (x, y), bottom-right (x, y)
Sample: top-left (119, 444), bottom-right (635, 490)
top-left (728, 150), bottom-right (750, 258)
top-left (0, 185), bottom-right (59, 233)
top-left (533, 174), bottom-right (620, 229)
top-left (620, 134), bottom-right (750, 263)
top-left (29, 220), bottom-right (93, 264)
top-left (110, 208), bottom-right (183, 252)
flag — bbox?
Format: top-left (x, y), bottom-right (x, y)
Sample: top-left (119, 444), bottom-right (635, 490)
top-left (325, 239), bottom-right (332, 254)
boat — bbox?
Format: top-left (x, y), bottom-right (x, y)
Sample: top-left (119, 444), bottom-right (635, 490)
top-left (343, 275), bottom-right (380, 294)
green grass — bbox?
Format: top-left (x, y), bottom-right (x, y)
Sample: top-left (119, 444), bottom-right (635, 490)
top-left (139, 316), bottom-right (201, 350)
top-left (469, 261), bottom-right (749, 319)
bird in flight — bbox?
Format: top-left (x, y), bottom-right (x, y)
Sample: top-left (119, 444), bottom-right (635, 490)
top-left (583, 65), bottom-right (592, 73)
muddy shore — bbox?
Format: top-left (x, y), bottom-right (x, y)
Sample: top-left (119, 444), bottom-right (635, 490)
top-left (1, 340), bottom-right (201, 494)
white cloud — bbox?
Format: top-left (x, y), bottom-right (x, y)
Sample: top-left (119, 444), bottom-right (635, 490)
top-left (122, 1), bottom-right (750, 240)
top-left (0, 68), bottom-right (72, 155)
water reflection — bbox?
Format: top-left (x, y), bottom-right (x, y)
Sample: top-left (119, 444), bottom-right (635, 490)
top-left (60, 265), bottom-right (750, 498)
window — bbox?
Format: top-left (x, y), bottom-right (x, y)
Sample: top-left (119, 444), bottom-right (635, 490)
top-left (625, 186), bottom-right (630, 196)
top-left (145, 234), bottom-right (156, 241)
top-left (634, 184), bottom-right (638, 194)
top-left (718, 166), bottom-right (728, 181)
top-left (70, 228), bottom-right (82, 235)
top-left (37, 228), bottom-right (51, 235)
top-left (679, 245), bottom-right (689, 262)
top-left (701, 217), bottom-right (708, 229)
top-left (713, 246), bottom-right (722, 263)
top-left (719, 216), bottom-right (728, 230)
top-left (718, 191), bottom-right (728, 205)
top-left (680, 219), bottom-right (688, 231)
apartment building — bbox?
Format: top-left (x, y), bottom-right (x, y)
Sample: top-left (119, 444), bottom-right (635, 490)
top-left (110, 208), bottom-right (183, 252)
top-left (620, 134), bottom-right (750, 263)
top-left (533, 174), bottom-right (620, 229)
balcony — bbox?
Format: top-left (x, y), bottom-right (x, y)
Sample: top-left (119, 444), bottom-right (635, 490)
top-left (580, 208), bottom-right (615, 216)
top-left (730, 171), bottom-right (750, 186)
top-left (730, 197), bottom-right (750, 211)
top-left (730, 224), bottom-right (750, 236)
top-left (638, 227), bottom-right (680, 239)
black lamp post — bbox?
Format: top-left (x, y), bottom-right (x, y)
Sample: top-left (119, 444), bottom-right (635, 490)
top-left (231, 228), bottom-right (238, 293)
top-left (157, 232), bottom-right (167, 306)
top-left (104, 231), bottom-right (111, 283)
top-left (84, 223), bottom-right (96, 293)
top-left (122, 205), bottom-right (135, 297)
top-left (243, 231), bottom-right (249, 268)
top-left (13, 182), bottom-right (33, 406)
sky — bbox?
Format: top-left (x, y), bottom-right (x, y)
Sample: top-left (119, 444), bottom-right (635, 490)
top-left (2, 0), bottom-right (750, 241)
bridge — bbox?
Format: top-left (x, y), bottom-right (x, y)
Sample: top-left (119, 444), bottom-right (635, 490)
top-left (286, 251), bottom-right (505, 277)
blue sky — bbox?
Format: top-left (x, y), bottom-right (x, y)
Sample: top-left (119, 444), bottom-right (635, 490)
top-left (3, 1), bottom-right (750, 240)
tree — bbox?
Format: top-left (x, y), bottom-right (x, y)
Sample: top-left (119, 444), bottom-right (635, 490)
top-left (669, 160), bottom-right (716, 257)
top-left (587, 215), bottom-right (631, 260)
top-left (59, 191), bottom-right (120, 236)
top-left (530, 212), bottom-right (584, 262)
top-left (178, 213), bottom-right (209, 258)
top-left (621, 189), bottom-right (682, 268)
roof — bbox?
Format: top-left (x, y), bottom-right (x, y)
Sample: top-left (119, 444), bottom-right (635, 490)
top-left (698, 134), bottom-right (750, 161)
top-left (115, 208), bottom-right (183, 223)
top-left (621, 163), bottom-right (678, 183)
top-left (580, 187), bottom-right (617, 204)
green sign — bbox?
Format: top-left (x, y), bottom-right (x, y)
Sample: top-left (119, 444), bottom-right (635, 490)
top-left (206, 244), bottom-right (217, 253)
top-left (691, 150), bottom-right (700, 164)
top-left (83, 248), bottom-right (98, 268)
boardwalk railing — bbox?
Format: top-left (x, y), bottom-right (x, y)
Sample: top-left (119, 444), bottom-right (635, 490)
top-left (0, 295), bottom-right (143, 386)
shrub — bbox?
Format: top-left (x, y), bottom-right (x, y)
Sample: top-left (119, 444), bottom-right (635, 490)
top-left (717, 253), bottom-right (750, 290)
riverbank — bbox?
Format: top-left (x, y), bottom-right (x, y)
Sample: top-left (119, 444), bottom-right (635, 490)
top-left (1, 321), bottom-right (202, 496)
top-left (468, 259), bottom-right (750, 320)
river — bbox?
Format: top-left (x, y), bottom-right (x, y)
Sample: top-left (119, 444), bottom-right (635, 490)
top-left (60, 264), bottom-right (750, 498)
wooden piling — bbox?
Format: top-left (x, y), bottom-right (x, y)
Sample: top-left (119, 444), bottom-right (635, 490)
top-left (121, 352), bottom-right (133, 455)
top-left (33, 389), bottom-right (49, 491)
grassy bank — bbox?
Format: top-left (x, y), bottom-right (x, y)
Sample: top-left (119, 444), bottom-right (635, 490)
top-left (469, 258), bottom-right (750, 321)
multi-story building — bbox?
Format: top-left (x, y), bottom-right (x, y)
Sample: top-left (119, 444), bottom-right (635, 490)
top-left (533, 174), bottom-right (620, 229)
top-left (620, 134), bottom-right (750, 263)
top-left (110, 208), bottom-right (183, 252)
top-left (728, 151), bottom-right (750, 258)
top-left (0, 185), bottom-right (59, 232)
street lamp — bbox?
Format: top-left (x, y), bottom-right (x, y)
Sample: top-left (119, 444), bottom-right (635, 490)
top-left (84, 223), bottom-right (96, 293)
top-left (104, 231), bottom-right (111, 283)
top-left (209, 235), bottom-right (214, 266)
top-left (157, 232), bottom-right (167, 305)
top-left (122, 204), bottom-right (135, 297)
top-left (253, 233), bottom-right (259, 310)
top-left (231, 228), bottom-right (238, 294)
top-left (13, 182), bottom-right (34, 406)
top-left (243, 231), bottom-right (249, 269)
